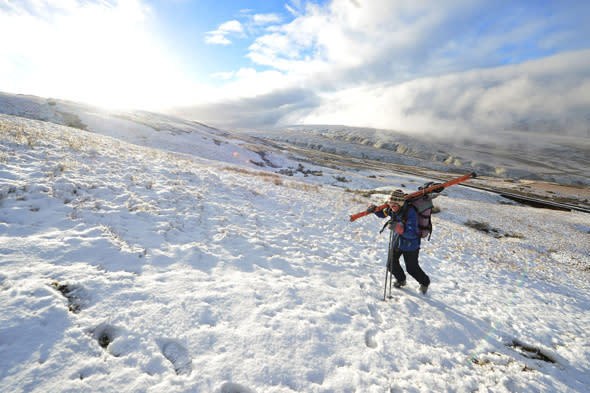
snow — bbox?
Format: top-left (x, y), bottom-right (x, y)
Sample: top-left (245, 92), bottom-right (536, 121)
top-left (237, 124), bottom-right (590, 187)
top-left (1, 102), bottom-right (590, 393)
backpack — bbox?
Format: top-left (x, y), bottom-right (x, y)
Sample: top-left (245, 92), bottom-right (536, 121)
top-left (407, 195), bottom-right (434, 240)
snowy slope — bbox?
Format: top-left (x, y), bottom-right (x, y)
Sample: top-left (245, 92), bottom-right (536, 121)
top-left (0, 91), bottom-right (285, 170)
top-left (2, 91), bottom-right (589, 188)
top-left (1, 108), bottom-right (590, 392)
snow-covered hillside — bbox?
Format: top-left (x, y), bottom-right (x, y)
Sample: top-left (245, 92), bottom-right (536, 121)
top-left (1, 106), bottom-right (589, 392)
top-left (238, 124), bottom-right (590, 187)
top-left (2, 91), bottom-right (589, 188)
top-left (0, 92), bottom-right (284, 169)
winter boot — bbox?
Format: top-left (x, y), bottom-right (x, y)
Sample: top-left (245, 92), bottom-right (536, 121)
top-left (393, 280), bottom-right (406, 288)
top-left (419, 283), bottom-right (429, 295)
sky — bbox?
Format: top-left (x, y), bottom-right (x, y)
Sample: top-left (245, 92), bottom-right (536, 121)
top-left (1, 0), bottom-right (589, 136)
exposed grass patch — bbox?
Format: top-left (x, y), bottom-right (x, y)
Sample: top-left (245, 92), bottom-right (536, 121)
top-left (344, 188), bottom-right (389, 198)
top-left (287, 182), bottom-right (321, 193)
top-left (277, 163), bottom-right (323, 177)
top-left (251, 150), bottom-right (280, 168)
top-left (465, 219), bottom-right (524, 239)
top-left (51, 281), bottom-right (86, 313)
top-left (508, 339), bottom-right (556, 364)
top-left (465, 220), bottom-right (494, 233)
top-left (222, 166), bottom-right (284, 185)
top-left (58, 111), bottom-right (87, 130)
top-left (0, 118), bottom-right (41, 148)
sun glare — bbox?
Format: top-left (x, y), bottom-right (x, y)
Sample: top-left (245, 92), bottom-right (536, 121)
top-left (1, 0), bottom-right (197, 111)
top-left (53, 1), bottom-right (182, 110)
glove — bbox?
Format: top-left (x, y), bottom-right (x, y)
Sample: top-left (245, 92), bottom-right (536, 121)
top-left (431, 183), bottom-right (444, 193)
top-left (366, 204), bottom-right (377, 213)
top-left (394, 221), bottom-right (405, 234)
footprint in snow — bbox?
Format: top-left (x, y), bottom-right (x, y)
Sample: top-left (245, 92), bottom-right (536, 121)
top-left (92, 323), bottom-right (119, 350)
top-left (91, 323), bottom-right (144, 358)
top-left (367, 304), bottom-right (383, 324)
top-left (0, 274), bottom-right (9, 290)
top-left (160, 339), bottom-right (193, 376)
top-left (364, 329), bottom-right (378, 349)
top-left (218, 382), bottom-right (256, 393)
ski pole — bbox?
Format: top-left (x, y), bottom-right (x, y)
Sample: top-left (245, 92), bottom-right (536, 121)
top-left (350, 172), bottom-right (476, 222)
top-left (384, 230), bottom-right (399, 301)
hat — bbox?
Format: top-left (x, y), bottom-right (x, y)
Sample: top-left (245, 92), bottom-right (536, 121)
top-left (389, 189), bottom-right (406, 205)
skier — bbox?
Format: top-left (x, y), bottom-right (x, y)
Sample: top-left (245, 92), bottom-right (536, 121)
top-left (367, 189), bottom-right (430, 295)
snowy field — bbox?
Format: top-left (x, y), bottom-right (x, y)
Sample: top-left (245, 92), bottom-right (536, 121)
top-left (1, 111), bottom-right (589, 393)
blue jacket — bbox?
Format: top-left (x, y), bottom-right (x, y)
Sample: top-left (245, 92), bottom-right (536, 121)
top-left (375, 205), bottom-right (421, 251)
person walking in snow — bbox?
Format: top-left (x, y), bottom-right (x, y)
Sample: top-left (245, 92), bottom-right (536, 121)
top-left (367, 189), bottom-right (430, 294)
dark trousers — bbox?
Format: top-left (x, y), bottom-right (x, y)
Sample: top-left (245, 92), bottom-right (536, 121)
top-left (389, 248), bottom-right (430, 286)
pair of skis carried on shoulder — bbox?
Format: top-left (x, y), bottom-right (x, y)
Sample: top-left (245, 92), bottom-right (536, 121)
top-left (349, 172), bottom-right (476, 222)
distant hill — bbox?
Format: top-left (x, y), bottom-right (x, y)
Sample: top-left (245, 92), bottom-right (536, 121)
top-left (1, 91), bottom-right (588, 186)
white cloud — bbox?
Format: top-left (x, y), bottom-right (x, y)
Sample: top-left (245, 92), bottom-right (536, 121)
top-left (225, 68), bottom-right (293, 98)
top-left (182, 45), bottom-right (590, 137)
top-left (205, 34), bottom-right (232, 45)
top-left (205, 20), bottom-right (244, 45)
top-left (252, 13), bottom-right (282, 26)
top-left (219, 20), bottom-right (244, 33)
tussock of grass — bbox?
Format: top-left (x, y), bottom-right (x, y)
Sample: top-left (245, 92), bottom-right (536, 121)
top-left (465, 219), bottom-right (524, 239)
top-left (222, 166), bottom-right (284, 185)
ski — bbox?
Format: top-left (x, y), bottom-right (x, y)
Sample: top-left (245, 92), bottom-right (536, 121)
top-left (350, 172), bottom-right (476, 222)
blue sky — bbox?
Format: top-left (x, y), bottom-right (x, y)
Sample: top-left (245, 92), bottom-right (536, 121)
top-left (1, 0), bottom-right (589, 135)
top-left (146, 0), bottom-right (306, 85)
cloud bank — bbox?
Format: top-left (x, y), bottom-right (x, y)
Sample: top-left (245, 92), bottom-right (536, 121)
top-left (299, 50), bottom-right (590, 138)
top-left (190, 0), bottom-right (590, 137)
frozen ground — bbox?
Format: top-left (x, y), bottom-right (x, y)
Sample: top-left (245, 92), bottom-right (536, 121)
top-left (0, 102), bottom-right (589, 392)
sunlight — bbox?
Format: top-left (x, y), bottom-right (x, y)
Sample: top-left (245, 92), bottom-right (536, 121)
top-left (0, 0), bottom-right (198, 111)
top-left (51, 1), bottom-right (185, 110)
